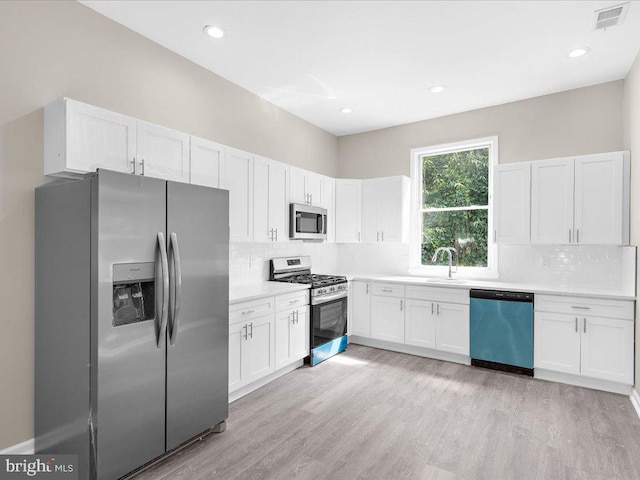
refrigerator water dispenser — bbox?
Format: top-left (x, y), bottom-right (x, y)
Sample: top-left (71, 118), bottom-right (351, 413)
top-left (112, 262), bottom-right (155, 326)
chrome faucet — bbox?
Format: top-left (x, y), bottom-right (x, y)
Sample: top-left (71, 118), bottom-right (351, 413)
top-left (432, 247), bottom-right (457, 278)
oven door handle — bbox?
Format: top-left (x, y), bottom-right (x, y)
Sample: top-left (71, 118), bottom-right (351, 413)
top-left (312, 291), bottom-right (348, 305)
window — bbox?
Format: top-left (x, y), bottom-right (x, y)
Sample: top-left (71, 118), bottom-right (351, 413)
top-left (410, 137), bottom-right (497, 275)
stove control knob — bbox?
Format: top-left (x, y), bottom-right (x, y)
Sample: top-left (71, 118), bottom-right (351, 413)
top-left (330, 286), bottom-right (335, 292)
top-left (317, 288), bottom-right (326, 295)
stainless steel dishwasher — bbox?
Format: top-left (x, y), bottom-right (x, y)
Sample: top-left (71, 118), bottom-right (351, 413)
top-left (469, 289), bottom-right (534, 376)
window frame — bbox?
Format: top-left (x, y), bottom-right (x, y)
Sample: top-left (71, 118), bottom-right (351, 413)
top-left (409, 136), bottom-right (498, 278)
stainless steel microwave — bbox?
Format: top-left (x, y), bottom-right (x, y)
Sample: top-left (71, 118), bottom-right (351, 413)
top-left (290, 203), bottom-right (327, 240)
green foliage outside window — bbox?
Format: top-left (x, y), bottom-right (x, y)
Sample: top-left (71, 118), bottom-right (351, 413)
top-left (421, 148), bottom-right (489, 267)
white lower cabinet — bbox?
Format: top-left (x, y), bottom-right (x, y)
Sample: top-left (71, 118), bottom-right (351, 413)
top-left (371, 296), bottom-right (405, 343)
top-left (404, 298), bottom-right (469, 355)
top-left (534, 295), bottom-right (634, 385)
top-left (229, 313), bottom-right (275, 392)
top-left (275, 306), bottom-right (309, 370)
top-left (350, 281), bottom-right (372, 337)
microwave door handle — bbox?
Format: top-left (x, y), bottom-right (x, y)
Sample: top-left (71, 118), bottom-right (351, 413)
top-left (168, 232), bottom-right (182, 346)
top-left (321, 214), bottom-right (326, 234)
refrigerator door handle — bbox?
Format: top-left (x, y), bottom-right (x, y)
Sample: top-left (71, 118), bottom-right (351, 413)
top-left (168, 232), bottom-right (182, 345)
top-left (157, 232), bottom-right (169, 348)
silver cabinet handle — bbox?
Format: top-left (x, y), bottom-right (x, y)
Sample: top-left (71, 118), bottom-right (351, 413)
top-left (156, 232), bottom-right (169, 348)
top-left (357, 232), bottom-right (361, 242)
top-left (289, 299), bottom-right (300, 304)
top-left (249, 322), bottom-right (253, 338)
top-left (431, 302), bottom-right (434, 315)
top-left (275, 228), bottom-right (278, 241)
top-left (295, 310), bottom-right (299, 323)
top-left (381, 288), bottom-right (392, 292)
top-left (377, 232), bottom-right (380, 242)
top-left (269, 228), bottom-right (274, 241)
top-left (241, 309), bottom-right (255, 315)
top-left (571, 306), bottom-right (590, 310)
top-left (437, 304), bottom-right (440, 316)
top-left (381, 231), bottom-right (384, 242)
top-left (400, 300), bottom-right (403, 311)
top-left (168, 232), bottom-right (182, 346)
top-left (131, 157), bottom-right (136, 175)
top-left (243, 324), bottom-right (248, 340)
top-left (494, 230), bottom-right (497, 242)
top-left (583, 318), bottom-right (586, 334)
top-left (575, 317), bottom-right (578, 333)
top-left (569, 229), bottom-right (572, 243)
top-left (140, 158), bottom-right (145, 176)
top-left (366, 283), bottom-right (369, 294)
top-left (577, 229), bottom-right (580, 243)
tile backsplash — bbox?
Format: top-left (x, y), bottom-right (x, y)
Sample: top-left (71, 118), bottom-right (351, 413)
top-left (230, 242), bottom-right (338, 286)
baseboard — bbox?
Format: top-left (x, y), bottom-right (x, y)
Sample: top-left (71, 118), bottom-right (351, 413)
top-left (534, 369), bottom-right (633, 395)
top-left (349, 335), bottom-right (470, 366)
top-left (630, 388), bottom-right (640, 420)
top-left (0, 438), bottom-right (34, 455)
top-left (229, 359), bottom-right (303, 403)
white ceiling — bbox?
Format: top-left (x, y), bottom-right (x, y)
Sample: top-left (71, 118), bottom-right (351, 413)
top-left (81, 1), bottom-right (640, 137)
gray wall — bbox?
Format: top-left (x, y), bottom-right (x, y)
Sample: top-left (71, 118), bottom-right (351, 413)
top-left (623, 50), bottom-right (640, 396)
top-left (0, 0), bottom-right (337, 450)
top-left (337, 81), bottom-right (624, 178)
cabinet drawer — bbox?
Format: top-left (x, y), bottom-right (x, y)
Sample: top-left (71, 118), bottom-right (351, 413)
top-left (535, 294), bottom-right (634, 320)
top-left (230, 296), bottom-right (274, 324)
top-left (371, 282), bottom-right (405, 298)
top-left (405, 285), bottom-right (470, 305)
top-left (275, 291), bottom-right (309, 312)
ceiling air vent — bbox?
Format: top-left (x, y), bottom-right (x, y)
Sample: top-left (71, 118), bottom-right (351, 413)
top-left (592, 3), bottom-right (629, 30)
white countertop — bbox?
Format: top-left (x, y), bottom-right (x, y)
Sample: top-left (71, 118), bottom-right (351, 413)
top-left (345, 274), bottom-right (636, 301)
top-left (229, 282), bottom-right (310, 304)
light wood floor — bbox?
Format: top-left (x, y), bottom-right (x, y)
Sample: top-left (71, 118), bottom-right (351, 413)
top-left (136, 345), bottom-right (640, 480)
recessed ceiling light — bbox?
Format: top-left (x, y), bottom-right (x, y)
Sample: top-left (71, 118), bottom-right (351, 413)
top-left (340, 107), bottom-right (352, 114)
top-left (203, 25), bottom-right (225, 39)
top-left (429, 85), bottom-right (445, 93)
top-left (569, 47), bottom-right (590, 58)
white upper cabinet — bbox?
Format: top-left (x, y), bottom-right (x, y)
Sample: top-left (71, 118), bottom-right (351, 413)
top-left (335, 179), bottom-right (362, 243)
top-left (574, 152), bottom-right (629, 245)
top-left (253, 155), bottom-right (289, 243)
top-left (531, 152), bottom-right (629, 245)
top-left (358, 176), bottom-right (410, 243)
top-left (45, 97), bottom-right (187, 183)
top-left (289, 166), bottom-right (325, 207)
top-left (190, 137), bottom-right (225, 188)
top-left (136, 121), bottom-right (189, 183)
top-left (222, 147), bottom-right (254, 243)
top-left (493, 163), bottom-right (530, 244)
top-left (45, 97), bottom-right (137, 177)
top-left (323, 177), bottom-right (336, 243)
top-left (531, 158), bottom-right (574, 244)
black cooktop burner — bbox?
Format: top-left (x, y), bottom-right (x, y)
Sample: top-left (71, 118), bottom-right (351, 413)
top-left (276, 274), bottom-right (347, 288)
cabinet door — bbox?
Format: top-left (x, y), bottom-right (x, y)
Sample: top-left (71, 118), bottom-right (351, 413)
top-left (574, 153), bottom-right (626, 245)
top-left (253, 156), bottom-right (271, 243)
top-left (137, 121), bottom-right (190, 182)
top-left (534, 312), bottom-right (580, 374)
top-left (190, 136), bottom-right (225, 188)
top-left (380, 176), bottom-right (408, 243)
top-left (350, 281), bottom-right (372, 337)
top-left (405, 299), bottom-right (436, 349)
top-left (229, 322), bottom-right (246, 392)
top-left (371, 296), bottom-right (404, 343)
top-left (494, 163), bottom-right (530, 244)
top-left (289, 167), bottom-right (307, 205)
top-left (290, 307), bottom-right (309, 361)
top-left (268, 160), bottom-right (289, 243)
top-left (361, 179), bottom-right (381, 243)
top-left (435, 302), bottom-right (469, 355)
top-left (324, 177), bottom-right (336, 243)
top-left (244, 315), bottom-right (274, 384)
top-left (274, 311), bottom-right (293, 370)
top-left (66, 99), bottom-right (136, 175)
top-left (335, 179), bottom-right (362, 243)
top-left (581, 317), bottom-right (634, 384)
top-left (306, 172), bottom-right (324, 207)
top-left (531, 158), bottom-right (574, 244)
top-left (222, 148), bottom-right (254, 242)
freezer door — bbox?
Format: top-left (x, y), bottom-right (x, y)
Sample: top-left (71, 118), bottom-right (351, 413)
top-left (94, 170), bottom-right (167, 480)
top-left (166, 181), bottom-right (229, 450)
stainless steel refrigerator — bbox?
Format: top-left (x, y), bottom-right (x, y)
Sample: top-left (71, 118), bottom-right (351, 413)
top-left (35, 169), bottom-right (229, 480)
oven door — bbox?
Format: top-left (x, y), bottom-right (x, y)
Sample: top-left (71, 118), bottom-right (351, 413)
top-left (311, 295), bottom-right (348, 348)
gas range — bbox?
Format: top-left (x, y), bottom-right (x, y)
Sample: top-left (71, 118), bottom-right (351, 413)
top-left (270, 257), bottom-right (347, 305)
